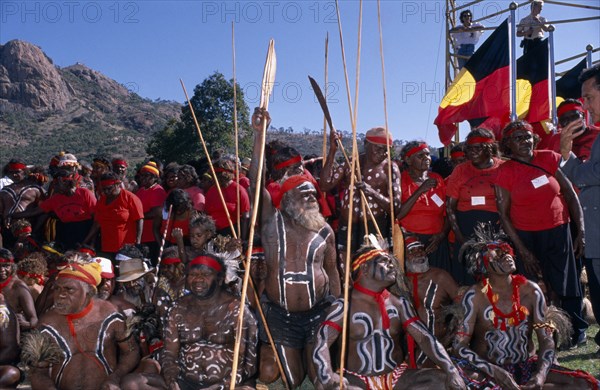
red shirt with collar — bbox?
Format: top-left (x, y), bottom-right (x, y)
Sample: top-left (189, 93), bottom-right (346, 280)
top-left (446, 157), bottom-right (504, 213)
top-left (205, 181), bottom-right (250, 230)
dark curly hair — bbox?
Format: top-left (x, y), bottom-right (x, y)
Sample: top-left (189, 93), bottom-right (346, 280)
top-left (466, 128), bottom-right (500, 158)
top-left (499, 120), bottom-right (540, 156)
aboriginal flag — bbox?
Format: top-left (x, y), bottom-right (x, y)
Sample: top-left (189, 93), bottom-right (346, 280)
top-left (556, 58), bottom-right (586, 103)
top-left (435, 20), bottom-right (509, 145)
top-left (518, 39), bottom-right (549, 123)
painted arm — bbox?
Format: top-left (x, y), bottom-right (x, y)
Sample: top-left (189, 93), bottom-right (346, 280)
top-left (556, 169), bottom-right (585, 258)
top-left (452, 289), bottom-right (520, 390)
top-left (312, 300), bottom-right (353, 390)
top-left (521, 284), bottom-right (554, 390)
top-left (100, 315), bottom-right (140, 389)
top-left (397, 297), bottom-right (465, 390)
top-left (161, 307), bottom-right (181, 389)
top-left (249, 108), bottom-right (276, 225)
top-left (494, 185), bottom-right (541, 277)
top-left (324, 230), bottom-right (341, 298)
top-left (319, 130), bottom-right (346, 193)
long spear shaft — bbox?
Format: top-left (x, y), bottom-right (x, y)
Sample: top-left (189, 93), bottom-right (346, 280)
top-left (180, 80), bottom-right (237, 239)
top-left (322, 32), bottom-right (329, 165)
top-left (151, 204), bottom-right (172, 302)
top-left (232, 22), bottom-right (241, 238)
top-left (377, 0), bottom-right (404, 267)
top-left (230, 40), bottom-right (290, 390)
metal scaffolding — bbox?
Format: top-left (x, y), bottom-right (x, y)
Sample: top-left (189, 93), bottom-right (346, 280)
top-left (443, 0), bottom-right (600, 142)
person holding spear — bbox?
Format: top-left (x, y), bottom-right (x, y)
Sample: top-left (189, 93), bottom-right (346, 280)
top-left (249, 108), bottom-right (341, 388)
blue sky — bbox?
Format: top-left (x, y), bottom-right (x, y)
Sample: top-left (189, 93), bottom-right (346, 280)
top-left (1, 0), bottom-right (598, 148)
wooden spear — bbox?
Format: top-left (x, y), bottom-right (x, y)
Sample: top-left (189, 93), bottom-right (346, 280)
top-left (230, 40), bottom-right (290, 390)
top-left (377, 0), bottom-right (404, 269)
top-left (232, 22), bottom-right (241, 238)
top-left (180, 80), bottom-right (238, 239)
top-left (322, 32), bottom-right (329, 165)
top-left (335, 0), bottom-right (363, 387)
top-left (151, 204), bottom-right (172, 302)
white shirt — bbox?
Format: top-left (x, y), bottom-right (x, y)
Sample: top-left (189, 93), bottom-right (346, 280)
top-left (518, 14), bottom-right (547, 39)
top-left (452, 22), bottom-right (484, 47)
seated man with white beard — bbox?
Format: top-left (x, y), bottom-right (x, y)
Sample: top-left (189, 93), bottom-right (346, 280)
top-left (250, 108), bottom-right (342, 389)
top-left (404, 236), bottom-right (460, 367)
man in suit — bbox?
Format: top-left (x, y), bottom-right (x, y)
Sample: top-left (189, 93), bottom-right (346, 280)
top-left (560, 64), bottom-right (600, 353)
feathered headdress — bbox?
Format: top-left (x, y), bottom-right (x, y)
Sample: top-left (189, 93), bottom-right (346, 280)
top-left (459, 222), bottom-right (511, 278)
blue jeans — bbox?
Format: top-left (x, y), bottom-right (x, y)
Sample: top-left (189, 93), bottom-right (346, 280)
top-left (457, 44), bottom-right (475, 68)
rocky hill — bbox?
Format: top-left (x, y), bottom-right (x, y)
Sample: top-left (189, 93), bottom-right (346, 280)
top-left (0, 40), bottom-right (181, 167)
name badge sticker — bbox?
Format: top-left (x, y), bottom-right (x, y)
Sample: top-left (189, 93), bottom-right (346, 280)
top-left (471, 196), bottom-right (486, 206)
top-left (531, 175), bottom-right (550, 189)
top-left (431, 193), bottom-right (444, 207)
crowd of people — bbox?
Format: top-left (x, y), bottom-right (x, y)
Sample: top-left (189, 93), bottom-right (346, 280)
top-left (0, 62), bottom-right (599, 389)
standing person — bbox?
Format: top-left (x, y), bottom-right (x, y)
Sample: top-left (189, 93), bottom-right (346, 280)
top-left (83, 172), bottom-right (144, 258)
top-left (13, 170), bottom-right (97, 251)
top-left (446, 129), bottom-right (504, 284)
top-left (451, 10), bottom-right (484, 68)
top-left (453, 223), bottom-right (598, 389)
top-left (154, 189), bottom-right (195, 248)
top-left (177, 164), bottom-right (205, 212)
top-left (320, 126), bottom-right (401, 265)
top-left (135, 161), bottom-right (167, 264)
top-left (403, 236), bottom-right (460, 367)
top-left (397, 141), bottom-right (451, 273)
top-left (91, 157), bottom-right (111, 197)
top-left (250, 108), bottom-right (342, 388)
top-left (161, 163), bottom-right (180, 193)
top-left (0, 163), bottom-right (46, 248)
top-left (547, 99), bottom-right (600, 162)
top-left (495, 120), bottom-right (587, 348)
top-left (517, 0), bottom-right (549, 54)
top-left (560, 64), bottom-right (600, 353)
top-left (112, 157), bottom-right (137, 192)
top-left (160, 254), bottom-right (258, 390)
top-left (312, 246), bottom-right (465, 390)
top-left (204, 158), bottom-right (250, 237)
top-left (28, 260), bottom-right (140, 389)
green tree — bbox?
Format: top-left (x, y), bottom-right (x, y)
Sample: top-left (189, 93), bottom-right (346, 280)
top-left (146, 72), bottom-right (252, 164)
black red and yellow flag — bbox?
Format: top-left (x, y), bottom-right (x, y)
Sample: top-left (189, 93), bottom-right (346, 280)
top-left (556, 58), bottom-right (586, 103)
top-left (435, 20), bottom-right (509, 145)
top-left (518, 39), bottom-right (549, 124)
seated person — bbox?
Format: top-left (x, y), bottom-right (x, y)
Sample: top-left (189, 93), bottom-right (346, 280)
top-left (29, 260), bottom-right (140, 389)
top-left (0, 292), bottom-right (21, 388)
top-left (453, 223), bottom-right (599, 389)
top-left (404, 236), bottom-right (460, 367)
top-left (160, 254), bottom-right (258, 389)
top-left (312, 246), bottom-right (465, 390)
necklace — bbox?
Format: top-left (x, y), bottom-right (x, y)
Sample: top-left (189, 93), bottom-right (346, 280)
top-left (482, 275), bottom-right (528, 331)
top-left (0, 275), bottom-right (13, 293)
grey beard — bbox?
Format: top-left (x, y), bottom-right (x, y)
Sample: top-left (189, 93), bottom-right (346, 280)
top-left (294, 208), bottom-right (326, 232)
top-left (406, 258), bottom-right (430, 274)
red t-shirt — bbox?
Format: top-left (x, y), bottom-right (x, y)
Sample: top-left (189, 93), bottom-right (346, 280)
top-left (205, 181), bottom-right (250, 230)
top-left (161, 217), bottom-right (190, 244)
top-left (446, 158), bottom-right (504, 213)
top-left (39, 187), bottom-right (96, 222)
top-left (494, 150), bottom-right (569, 231)
top-left (398, 171), bottom-right (446, 234)
top-left (183, 186), bottom-right (205, 212)
top-left (95, 190), bottom-right (144, 252)
top-left (239, 176), bottom-right (250, 189)
top-left (136, 184), bottom-right (167, 243)
top-left (545, 125), bottom-right (600, 162)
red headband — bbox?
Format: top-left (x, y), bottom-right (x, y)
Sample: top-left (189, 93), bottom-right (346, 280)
top-left (112, 159), bottom-right (128, 167)
top-left (467, 136), bottom-right (495, 145)
top-left (8, 163), bottom-right (26, 171)
top-left (503, 123), bottom-right (532, 138)
top-left (274, 155), bottom-right (302, 170)
top-left (100, 179), bottom-right (121, 187)
top-left (214, 167), bottom-right (234, 174)
top-left (14, 226), bottom-right (32, 235)
top-left (0, 257), bottom-right (14, 264)
top-left (405, 143), bottom-right (428, 158)
top-left (451, 151), bottom-right (465, 159)
top-left (162, 257), bottom-right (181, 265)
top-left (189, 256), bottom-right (222, 272)
top-left (557, 103), bottom-right (584, 118)
top-left (57, 263), bottom-right (99, 286)
top-left (276, 176), bottom-right (312, 209)
top-left (17, 270), bottom-right (45, 286)
top-left (352, 249), bottom-right (386, 272)
top-left (366, 135), bottom-right (392, 146)
top-left (78, 248), bottom-right (96, 257)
